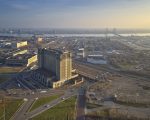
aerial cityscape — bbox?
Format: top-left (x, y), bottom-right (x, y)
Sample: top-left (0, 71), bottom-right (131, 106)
top-left (0, 0), bottom-right (150, 120)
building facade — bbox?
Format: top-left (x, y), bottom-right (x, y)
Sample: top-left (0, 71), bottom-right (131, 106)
top-left (34, 48), bottom-right (76, 88)
top-left (12, 41), bottom-right (28, 48)
top-left (13, 49), bottom-right (28, 56)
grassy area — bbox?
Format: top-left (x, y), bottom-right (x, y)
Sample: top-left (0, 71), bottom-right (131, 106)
top-left (29, 94), bottom-right (63, 112)
top-left (114, 99), bottom-right (150, 108)
top-left (119, 64), bottom-right (135, 70)
top-left (86, 103), bottom-right (102, 109)
top-left (30, 96), bottom-right (76, 120)
top-left (87, 107), bottom-right (149, 120)
top-left (0, 98), bottom-right (23, 120)
top-left (0, 67), bottom-right (23, 74)
top-left (87, 108), bottom-right (110, 117)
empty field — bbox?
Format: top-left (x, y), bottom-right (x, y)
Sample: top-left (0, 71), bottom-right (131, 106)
top-left (0, 98), bottom-right (23, 120)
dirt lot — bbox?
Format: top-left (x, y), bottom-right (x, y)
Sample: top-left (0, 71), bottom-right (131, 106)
top-left (86, 75), bottom-right (150, 120)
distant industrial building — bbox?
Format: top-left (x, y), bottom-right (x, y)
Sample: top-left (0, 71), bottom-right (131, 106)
top-left (12, 41), bottom-right (28, 49)
top-left (31, 35), bottom-right (43, 44)
top-left (0, 42), bottom-right (11, 48)
top-left (37, 37), bottom-right (43, 43)
top-left (32, 48), bottom-right (78, 88)
top-left (5, 54), bottom-right (37, 66)
top-left (87, 55), bottom-right (107, 64)
top-left (13, 49), bottom-right (28, 56)
top-left (76, 48), bottom-right (86, 58)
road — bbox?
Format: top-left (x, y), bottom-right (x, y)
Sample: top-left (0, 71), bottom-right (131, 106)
top-left (76, 88), bottom-right (86, 120)
top-left (27, 93), bottom-right (76, 119)
top-left (11, 99), bottom-right (35, 120)
top-left (7, 90), bottom-right (64, 101)
top-left (11, 89), bottom-right (77, 120)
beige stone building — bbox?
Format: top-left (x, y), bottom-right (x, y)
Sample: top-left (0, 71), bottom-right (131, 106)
top-left (33, 48), bottom-right (77, 88)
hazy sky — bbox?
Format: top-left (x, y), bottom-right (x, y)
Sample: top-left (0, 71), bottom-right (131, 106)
top-left (0, 0), bottom-right (150, 28)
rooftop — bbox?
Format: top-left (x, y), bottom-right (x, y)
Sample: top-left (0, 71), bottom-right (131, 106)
top-left (7, 53), bottom-right (36, 60)
top-left (41, 48), bottom-right (70, 55)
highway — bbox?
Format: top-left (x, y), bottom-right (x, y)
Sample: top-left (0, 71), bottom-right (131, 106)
top-left (28, 93), bottom-right (76, 119)
top-left (12, 89), bottom-right (77, 120)
top-left (11, 99), bottom-right (35, 120)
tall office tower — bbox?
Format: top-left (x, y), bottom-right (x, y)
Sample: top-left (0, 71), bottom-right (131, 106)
top-left (38, 48), bottom-right (72, 82)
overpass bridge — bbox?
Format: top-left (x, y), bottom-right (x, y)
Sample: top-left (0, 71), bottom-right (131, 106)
top-left (75, 69), bottom-right (112, 83)
top-left (76, 70), bottom-right (98, 82)
top-left (73, 60), bottom-right (114, 82)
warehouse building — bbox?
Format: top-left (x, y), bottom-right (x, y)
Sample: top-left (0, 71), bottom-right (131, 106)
top-left (13, 49), bottom-right (28, 56)
top-left (5, 54), bottom-right (37, 66)
top-left (12, 41), bottom-right (28, 49)
top-left (87, 55), bottom-right (107, 64)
